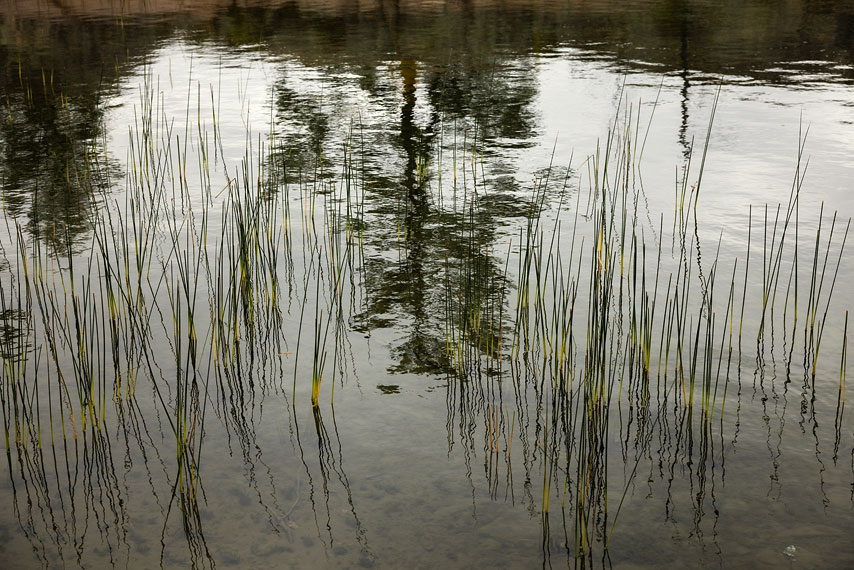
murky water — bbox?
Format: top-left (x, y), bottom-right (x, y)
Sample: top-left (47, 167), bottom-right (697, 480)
top-left (1, 1), bottom-right (853, 568)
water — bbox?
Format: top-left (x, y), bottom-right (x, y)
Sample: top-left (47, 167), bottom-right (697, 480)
top-left (1, 1), bottom-right (853, 568)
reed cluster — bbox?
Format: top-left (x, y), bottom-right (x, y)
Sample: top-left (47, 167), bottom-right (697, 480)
top-left (440, 95), bottom-right (851, 562)
top-left (0, 71), bottom-right (368, 566)
top-left (0, 72), bottom-right (850, 567)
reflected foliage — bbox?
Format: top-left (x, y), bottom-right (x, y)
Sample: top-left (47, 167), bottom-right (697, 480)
top-left (0, 1), bottom-right (853, 569)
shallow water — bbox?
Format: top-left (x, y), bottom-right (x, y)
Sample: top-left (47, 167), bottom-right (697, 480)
top-left (1, 1), bottom-right (853, 568)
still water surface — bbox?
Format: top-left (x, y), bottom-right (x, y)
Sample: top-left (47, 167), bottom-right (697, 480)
top-left (1, 1), bottom-right (853, 568)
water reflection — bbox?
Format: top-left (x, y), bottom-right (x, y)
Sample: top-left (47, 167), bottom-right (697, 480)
top-left (0, 70), bottom-right (111, 251)
top-left (3, 0), bottom-right (854, 244)
top-left (8, 401), bottom-right (143, 567)
top-left (0, 14), bottom-right (165, 249)
top-left (1, 1), bottom-right (853, 569)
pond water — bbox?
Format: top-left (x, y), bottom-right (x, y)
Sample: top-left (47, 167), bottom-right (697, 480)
top-left (1, 1), bottom-right (853, 568)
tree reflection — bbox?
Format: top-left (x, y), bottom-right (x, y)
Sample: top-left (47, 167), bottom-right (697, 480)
top-left (0, 72), bottom-right (107, 251)
top-left (5, 0), bottom-right (854, 248)
top-left (263, 4), bottom-right (548, 375)
top-left (1, 2), bottom-right (853, 568)
top-left (0, 16), bottom-right (167, 250)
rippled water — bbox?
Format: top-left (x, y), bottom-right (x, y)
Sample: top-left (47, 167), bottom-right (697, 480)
top-left (1, 1), bottom-right (853, 568)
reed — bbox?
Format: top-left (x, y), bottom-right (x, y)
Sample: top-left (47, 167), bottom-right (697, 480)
top-left (1, 65), bottom-right (851, 569)
top-left (436, 92), bottom-right (852, 563)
